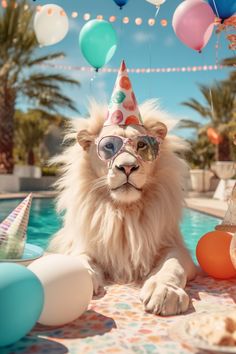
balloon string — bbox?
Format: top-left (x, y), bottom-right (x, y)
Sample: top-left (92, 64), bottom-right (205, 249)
top-left (209, 88), bottom-right (215, 122)
top-left (155, 6), bottom-right (160, 18)
top-left (215, 31), bottom-right (221, 67)
top-left (148, 37), bottom-right (152, 97)
top-left (89, 70), bottom-right (98, 95)
top-left (119, 12), bottom-right (124, 59)
top-left (212, 0), bottom-right (220, 19)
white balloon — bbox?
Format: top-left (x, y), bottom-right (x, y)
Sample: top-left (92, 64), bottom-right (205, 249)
top-left (28, 254), bottom-right (93, 326)
top-left (145, 0), bottom-right (166, 6)
top-left (34, 4), bottom-right (69, 46)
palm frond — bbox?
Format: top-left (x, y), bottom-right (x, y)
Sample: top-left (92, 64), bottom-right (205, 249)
top-left (221, 57), bottom-right (236, 67)
top-left (181, 98), bottom-right (211, 118)
top-left (21, 73), bottom-right (80, 87)
top-left (27, 53), bottom-right (65, 67)
top-left (176, 119), bottom-right (202, 130)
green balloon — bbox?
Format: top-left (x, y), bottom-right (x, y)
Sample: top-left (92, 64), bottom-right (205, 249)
top-left (79, 20), bottom-right (117, 70)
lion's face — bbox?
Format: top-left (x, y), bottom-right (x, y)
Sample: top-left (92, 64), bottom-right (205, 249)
top-left (77, 122), bottom-right (167, 204)
top-left (99, 125), bottom-right (154, 203)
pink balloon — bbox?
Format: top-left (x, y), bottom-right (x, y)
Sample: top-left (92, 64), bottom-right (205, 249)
top-left (172, 0), bottom-right (215, 52)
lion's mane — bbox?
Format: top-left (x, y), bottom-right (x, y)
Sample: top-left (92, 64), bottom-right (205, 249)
top-left (49, 100), bottom-right (190, 283)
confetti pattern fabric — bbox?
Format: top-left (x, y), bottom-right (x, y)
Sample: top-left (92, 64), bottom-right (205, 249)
top-left (3, 275), bottom-right (236, 354)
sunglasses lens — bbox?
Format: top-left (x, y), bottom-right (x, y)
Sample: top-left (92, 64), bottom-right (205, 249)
top-left (136, 136), bottom-right (159, 161)
top-left (98, 136), bottom-right (123, 160)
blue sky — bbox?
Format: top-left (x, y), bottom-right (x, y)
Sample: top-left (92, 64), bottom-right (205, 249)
top-left (27, 0), bottom-right (234, 138)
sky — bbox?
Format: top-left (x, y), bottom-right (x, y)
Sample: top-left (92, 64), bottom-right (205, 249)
top-left (21, 0), bottom-right (235, 138)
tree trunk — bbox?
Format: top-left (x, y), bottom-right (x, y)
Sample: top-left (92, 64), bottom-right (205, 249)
top-left (0, 80), bottom-right (16, 174)
top-left (217, 135), bottom-right (231, 161)
top-left (27, 149), bottom-right (35, 166)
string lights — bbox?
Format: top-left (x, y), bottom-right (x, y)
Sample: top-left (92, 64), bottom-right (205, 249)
top-left (2, 1), bottom-right (234, 48)
top-left (0, 0), bottom-right (168, 27)
top-left (38, 62), bottom-right (225, 74)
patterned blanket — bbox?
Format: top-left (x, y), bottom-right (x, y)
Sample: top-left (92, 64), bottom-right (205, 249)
top-left (2, 275), bottom-right (236, 354)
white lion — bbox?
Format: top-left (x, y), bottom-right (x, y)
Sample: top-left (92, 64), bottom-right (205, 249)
top-left (49, 99), bottom-right (196, 316)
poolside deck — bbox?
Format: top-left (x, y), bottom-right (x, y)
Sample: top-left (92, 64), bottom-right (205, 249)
top-left (185, 195), bottom-right (227, 219)
top-left (0, 191), bottom-right (227, 219)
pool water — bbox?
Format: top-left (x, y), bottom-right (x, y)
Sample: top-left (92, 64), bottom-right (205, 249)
top-left (0, 198), bottom-right (221, 262)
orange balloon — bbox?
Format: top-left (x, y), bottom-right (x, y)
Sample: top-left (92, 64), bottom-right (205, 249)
top-left (196, 231), bottom-right (236, 279)
top-left (207, 127), bottom-right (222, 145)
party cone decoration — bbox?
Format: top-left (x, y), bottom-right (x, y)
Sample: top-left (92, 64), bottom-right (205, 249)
top-left (104, 60), bottom-right (143, 127)
top-left (215, 183), bottom-right (236, 232)
top-left (0, 194), bottom-right (32, 259)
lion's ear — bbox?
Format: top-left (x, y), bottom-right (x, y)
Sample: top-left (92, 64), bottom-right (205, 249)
top-left (77, 129), bottom-right (95, 151)
top-left (147, 122), bottom-right (168, 140)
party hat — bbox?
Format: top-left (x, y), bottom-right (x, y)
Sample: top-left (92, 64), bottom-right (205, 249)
top-left (0, 194), bottom-right (32, 259)
top-left (215, 183), bottom-right (236, 232)
top-left (104, 60), bottom-right (143, 126)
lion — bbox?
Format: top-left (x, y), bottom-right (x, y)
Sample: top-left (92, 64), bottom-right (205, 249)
top-left (49, 99), bottom-right (196, 316)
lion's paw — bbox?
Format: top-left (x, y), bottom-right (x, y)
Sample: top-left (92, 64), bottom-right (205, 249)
top-left (140, 277), bottom-right (189, 316)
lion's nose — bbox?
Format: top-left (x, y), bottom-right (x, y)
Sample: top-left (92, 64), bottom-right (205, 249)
top-left (115, 164), bottom-right (139, 176)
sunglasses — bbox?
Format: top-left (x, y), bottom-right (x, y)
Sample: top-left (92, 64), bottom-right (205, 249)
top-left (95, 135), bottom-right (162, 162)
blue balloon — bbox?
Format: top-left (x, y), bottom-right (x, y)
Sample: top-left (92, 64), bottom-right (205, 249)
top-left (208, 0), bottom-right (236, 20)
top-left (0, 263), bottom-right (44, 347)
top-left (113, 0), bottom-right (129, 9)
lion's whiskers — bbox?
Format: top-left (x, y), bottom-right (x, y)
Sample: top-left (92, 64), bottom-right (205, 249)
top-left (91, 176), bottom-right (108, 192)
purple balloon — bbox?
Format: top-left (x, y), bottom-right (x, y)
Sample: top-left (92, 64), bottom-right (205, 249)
top-left (172, 0), bottom-right (215, 52)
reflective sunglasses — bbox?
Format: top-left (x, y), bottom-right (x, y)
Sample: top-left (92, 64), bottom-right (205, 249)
top-left (95, 135), bottom-right (162, 162)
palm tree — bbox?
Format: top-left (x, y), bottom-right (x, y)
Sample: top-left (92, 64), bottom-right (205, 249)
top-left (0, 0), bottom-right (80, 173)
top-left (185, 134), bottom-right (215, 169)
top-left (222, 56), bottom-right (236, 97)
top-left (14, 110), bottom-right (53, 166)
top-left (178, 81), bottom-right (236, 161)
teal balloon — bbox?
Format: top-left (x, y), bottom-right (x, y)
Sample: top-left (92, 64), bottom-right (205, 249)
top-left (79, 20), bottom-right (117, 70)
top-left (0, 263), bottom-right (44, 347)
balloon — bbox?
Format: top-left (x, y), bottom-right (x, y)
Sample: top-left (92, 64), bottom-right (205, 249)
top-left (0, 263), bottom-right (44, 347)
top-left (172, 0), bottom-right (215, 52)
top-left (34, 4), bottom-right (69, 46)
top-left (113, 0), bottom-right (129, 9)
top-left (208, 0), bottom-right (236, 21)
top-left (230, 233), bottom-right (236, 269)
top-left (79, 20), bottom-right (117, 70)
top-left (207, 127), bottom-right (222, 145)
top-left (196, 231), bottom-right (236, 279)
top-left (28, 254), bottom-right (93, 326)
top-left (146, 0), bottom-right (166, 6)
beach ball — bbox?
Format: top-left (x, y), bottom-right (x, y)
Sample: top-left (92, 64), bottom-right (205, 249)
top-left (28, 254), bottom-right (93, 326)
top-left (0, 263), bottom-right (44, 347)
top-left (196, 231), bottom-right (236, 279)
top-left (34, 4), bottom-right (69, 46)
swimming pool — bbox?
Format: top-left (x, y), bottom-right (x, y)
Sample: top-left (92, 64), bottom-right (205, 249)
top-left (0, 198), bottom-right (221, 262)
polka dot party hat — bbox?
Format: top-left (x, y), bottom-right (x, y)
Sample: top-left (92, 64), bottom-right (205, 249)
top-left (0, 193), bottom-right (32, 259)
top-left (104, 60), bottom-right (143, 126)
